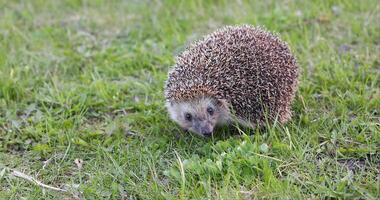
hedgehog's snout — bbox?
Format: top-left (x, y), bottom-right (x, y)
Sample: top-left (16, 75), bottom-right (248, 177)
top-left (194, 120), bottom-right (213, 137)
top-left (201, 129), bottom-right (212, 137)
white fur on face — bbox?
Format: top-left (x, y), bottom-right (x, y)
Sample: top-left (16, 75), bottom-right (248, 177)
top-left (166, 97), bottom-right (230, 136)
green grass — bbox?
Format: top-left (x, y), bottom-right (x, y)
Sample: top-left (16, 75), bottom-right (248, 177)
top-left (0, 0), bottom-right (379, 199)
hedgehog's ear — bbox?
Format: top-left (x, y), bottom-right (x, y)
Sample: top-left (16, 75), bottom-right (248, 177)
top-left (165, 101), bottom-right (173, 108)
top-left (216, 99), bottom-right (229, 110)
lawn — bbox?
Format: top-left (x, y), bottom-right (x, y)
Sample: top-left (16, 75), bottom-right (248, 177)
top-left (0, 0), bottom-right (379, 199)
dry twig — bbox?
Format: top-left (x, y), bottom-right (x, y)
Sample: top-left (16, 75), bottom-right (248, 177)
top-left (11, 169), bottom-right (67, 192)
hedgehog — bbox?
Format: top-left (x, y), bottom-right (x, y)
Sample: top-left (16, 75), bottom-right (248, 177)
top-left (164, 25), bottom-right (299, 137)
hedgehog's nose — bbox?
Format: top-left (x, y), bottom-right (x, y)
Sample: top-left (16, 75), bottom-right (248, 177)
top-left (197, 121), bottom-right (213, 137)
top-left (201, 127), bottom-right (213, 137)
top-left (202, 131), bottom-right (212, 137)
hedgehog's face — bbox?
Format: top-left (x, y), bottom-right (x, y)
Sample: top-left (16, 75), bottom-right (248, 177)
top-left (166, 97), bottom-right (229, 137)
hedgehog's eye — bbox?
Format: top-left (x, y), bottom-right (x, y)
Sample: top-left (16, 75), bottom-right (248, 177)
top-left (207, 107), bottom-right (214, 116)
top-left (184, 113), bottom-right (192, 121)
